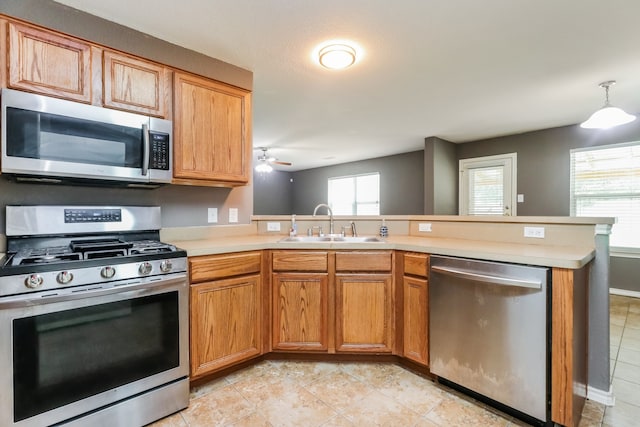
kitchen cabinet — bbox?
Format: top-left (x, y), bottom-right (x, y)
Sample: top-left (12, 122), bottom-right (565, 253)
top-left (335, 251), bottom-right (394, 353)
top-left (173, 71), bottom-right (252, 186)
top-left (189, 251), bottom-right (264, 379)
top-left (271, 251), bottom-right (329, 351)
top-left (271, 250), bottom-right (394, 354)
top-left (401, 252), bottom-right (429, 366)
top-left (7, 21), bottom-right (93, 103)
top-left (5, 20), bottom-right (171, 118)
top-left (103, 50), bottom-right (171, 118)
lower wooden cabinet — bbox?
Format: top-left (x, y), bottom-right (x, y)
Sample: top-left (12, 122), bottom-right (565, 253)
top-left (189, 251), bottom-right (263, 379)
top-left (335, 274), bottom-right (393, 353)
top-left (190, 275), bottom-right (261, 378)
top-left (403, 276), bottom-right (428, 365)
top-left (402, 252), bottom-right (430, 366)
top-left (272, 272), bottom-right (328, 351)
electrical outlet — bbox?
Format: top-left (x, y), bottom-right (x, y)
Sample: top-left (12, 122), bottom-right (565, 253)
top-left (418, 223), bottom-right (432, 232)
top-left (524, 226), bottom-right (545, 238)
top-left (267, 222), bottom-right (281, 231)
top-left (229, 208), bottom-right (238, 223)
top-left (517, 194), bottom-right (524, 203)
top-left (207, 208), bottom-right (218, 223)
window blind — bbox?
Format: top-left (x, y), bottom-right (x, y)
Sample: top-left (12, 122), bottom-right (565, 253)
top-left (570, 142), bottom-right (640, 249)
top-left (468, 166), bottom-right (504, 215)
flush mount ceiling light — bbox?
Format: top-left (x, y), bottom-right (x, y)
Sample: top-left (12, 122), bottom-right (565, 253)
top-left (580, 80), bottom-right (636, 129)
top-left (314, 40), bottom-right (360, 70)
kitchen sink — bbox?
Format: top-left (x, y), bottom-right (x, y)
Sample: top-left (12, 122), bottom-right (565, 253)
top-left (278, 235), bottom-right (385, 243)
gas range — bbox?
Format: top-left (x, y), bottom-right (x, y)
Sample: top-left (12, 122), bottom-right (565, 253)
top-left (0, 206), bottom-right (187, 297)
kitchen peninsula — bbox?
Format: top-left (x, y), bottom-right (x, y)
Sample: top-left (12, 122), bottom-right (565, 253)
top-left (162, 214), bottom-right (613, 427)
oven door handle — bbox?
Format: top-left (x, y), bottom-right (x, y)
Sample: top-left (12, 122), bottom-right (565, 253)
top-left (0, 274), bottom-right (187, 309)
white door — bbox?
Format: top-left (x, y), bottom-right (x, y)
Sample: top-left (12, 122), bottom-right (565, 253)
top-left (459, 153), bottom-right (517, 216)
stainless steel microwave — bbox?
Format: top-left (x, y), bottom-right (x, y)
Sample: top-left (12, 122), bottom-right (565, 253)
top-left (1, 88), bottom-right (172, 187)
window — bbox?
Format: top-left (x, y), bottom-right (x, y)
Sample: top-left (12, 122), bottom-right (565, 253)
top-left (459, 153), bottom-right (517, 216)
top-left (570, 142), bottom-right (640, 250)
top-left (328, 173), bottom-right (380, 215)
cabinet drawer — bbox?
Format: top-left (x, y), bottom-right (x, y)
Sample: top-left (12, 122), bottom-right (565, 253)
top-left (190, 251), bottom-right (262, 283)
top-left (335, 251), bottom-right (392, 272)
top-left (404, 253), bottom-right (429, 277)
top-left (272, 251), bottom-right (328, 272)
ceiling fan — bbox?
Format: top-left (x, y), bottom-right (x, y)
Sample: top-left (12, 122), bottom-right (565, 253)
top-left (255, 147), bottom-right (291, 172)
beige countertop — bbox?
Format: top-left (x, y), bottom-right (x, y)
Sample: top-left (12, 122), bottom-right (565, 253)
top-left (167, 234), bottom-right (595, 269)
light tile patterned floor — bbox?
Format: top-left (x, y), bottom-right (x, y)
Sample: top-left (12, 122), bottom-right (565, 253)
top-left (152, 295), bottom-right (640, 427)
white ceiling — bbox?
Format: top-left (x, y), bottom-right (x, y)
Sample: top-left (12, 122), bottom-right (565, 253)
top-left (55, 0), bottom-right (640, 171)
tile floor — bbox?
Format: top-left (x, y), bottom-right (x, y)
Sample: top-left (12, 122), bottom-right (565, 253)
top-left (151, 295), bottom-right (640, 427)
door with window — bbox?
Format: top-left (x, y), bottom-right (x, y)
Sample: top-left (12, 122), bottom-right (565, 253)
top-left (459, 153), bottom-right (517, 216)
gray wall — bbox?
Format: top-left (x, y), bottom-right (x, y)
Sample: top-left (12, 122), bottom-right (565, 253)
top-left (288, 151), bottom-right (424, 215)
top-left (456, 121), bottom-right (640, 216)
top-left (0, 0), bottom-right (254, 231)
top-left (253, 171), bottom-right (294, 215)
top-left (424, 137), bottom-right (458, 214)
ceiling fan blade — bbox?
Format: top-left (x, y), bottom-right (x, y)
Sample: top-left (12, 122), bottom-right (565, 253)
top-left (271, 160), bottom-right (292, 166)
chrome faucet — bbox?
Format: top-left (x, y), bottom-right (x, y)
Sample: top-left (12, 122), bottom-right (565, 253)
top-left (312, 203), bottom-right (334, 235)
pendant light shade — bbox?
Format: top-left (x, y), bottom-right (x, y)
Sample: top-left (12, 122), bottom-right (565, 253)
top-left (581, 81), bottom-right (636, 129)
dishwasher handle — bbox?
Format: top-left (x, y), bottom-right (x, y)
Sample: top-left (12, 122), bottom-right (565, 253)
top-left (431, 265), bottom-right (542, 289)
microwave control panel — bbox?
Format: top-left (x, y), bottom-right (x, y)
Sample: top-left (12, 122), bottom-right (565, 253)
top-left (149, 132), bottom-right (170, 170)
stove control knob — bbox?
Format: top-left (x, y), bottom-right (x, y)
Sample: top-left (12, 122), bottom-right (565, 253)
top-left (139, 262), bottom-right (153, 275)
top-left (25, 274), bottom-right (44, 289)
top-left (160, 260), bottom-right (173, 273)
top-left (56, 271), bottom-right (74, 285)
top-left (100, 266), bottom-right (116, 279)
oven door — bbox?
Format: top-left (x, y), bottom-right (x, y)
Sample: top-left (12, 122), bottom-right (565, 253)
top-left (0, 273), bottom-right (189, 427)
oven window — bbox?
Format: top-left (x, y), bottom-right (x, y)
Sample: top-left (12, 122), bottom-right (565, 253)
top-left (12, 292), bottom-right (179, 422)
top-left (6, 107), bottom-right (142, 168)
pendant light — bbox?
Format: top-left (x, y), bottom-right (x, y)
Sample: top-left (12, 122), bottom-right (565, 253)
top-left (580, 80), bottom-right (636, 129)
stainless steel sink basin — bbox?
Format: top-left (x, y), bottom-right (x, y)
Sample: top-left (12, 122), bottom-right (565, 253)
top-left (278, 235), bottom-right (385, 243)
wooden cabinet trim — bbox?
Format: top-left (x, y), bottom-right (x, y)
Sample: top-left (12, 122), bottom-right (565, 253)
top-left (335, 251), bottom-right (392, 272)
top-left (272, 251), bottom-right (328, 272)
top-left (190, 251), bottom-right (262, 283)
top-left (404, 253), bottom-right (429, 277)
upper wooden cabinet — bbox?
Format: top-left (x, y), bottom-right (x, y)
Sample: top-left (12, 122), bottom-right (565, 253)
top-left (103, 50), bottom-right (170, 118)
top-left (7, 21), bottom-right (92, 103)
top-left (173, 71), bottom-right (252, 186)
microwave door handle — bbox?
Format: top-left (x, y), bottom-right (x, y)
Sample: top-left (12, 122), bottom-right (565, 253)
top-left (142, 123), bottom-right (150, 176)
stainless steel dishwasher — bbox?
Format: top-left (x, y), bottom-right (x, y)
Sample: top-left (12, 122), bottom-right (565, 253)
top-left (429, 255), bottom-right (550, 424)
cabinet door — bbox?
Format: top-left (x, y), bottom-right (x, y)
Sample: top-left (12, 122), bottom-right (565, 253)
top-left (335, 274), bottom-right (394, 353)
top-left (173, 71), bottom-right (251, 185)
top-left (190, 274), bottom-right (261, 378)
top-left (8, 22), bottom-right (92, 102)
top-left (103, 50), bottom-right (170, 117)
top-left (272, 273), bottom-right (328, 351)
top-left (403, 276), bottom-right (429, 365)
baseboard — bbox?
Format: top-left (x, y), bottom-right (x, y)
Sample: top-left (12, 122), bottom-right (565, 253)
top-left (587, 385), bottom-right (616, 406)
top-left (610, 288), bottom-right (640, 299)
